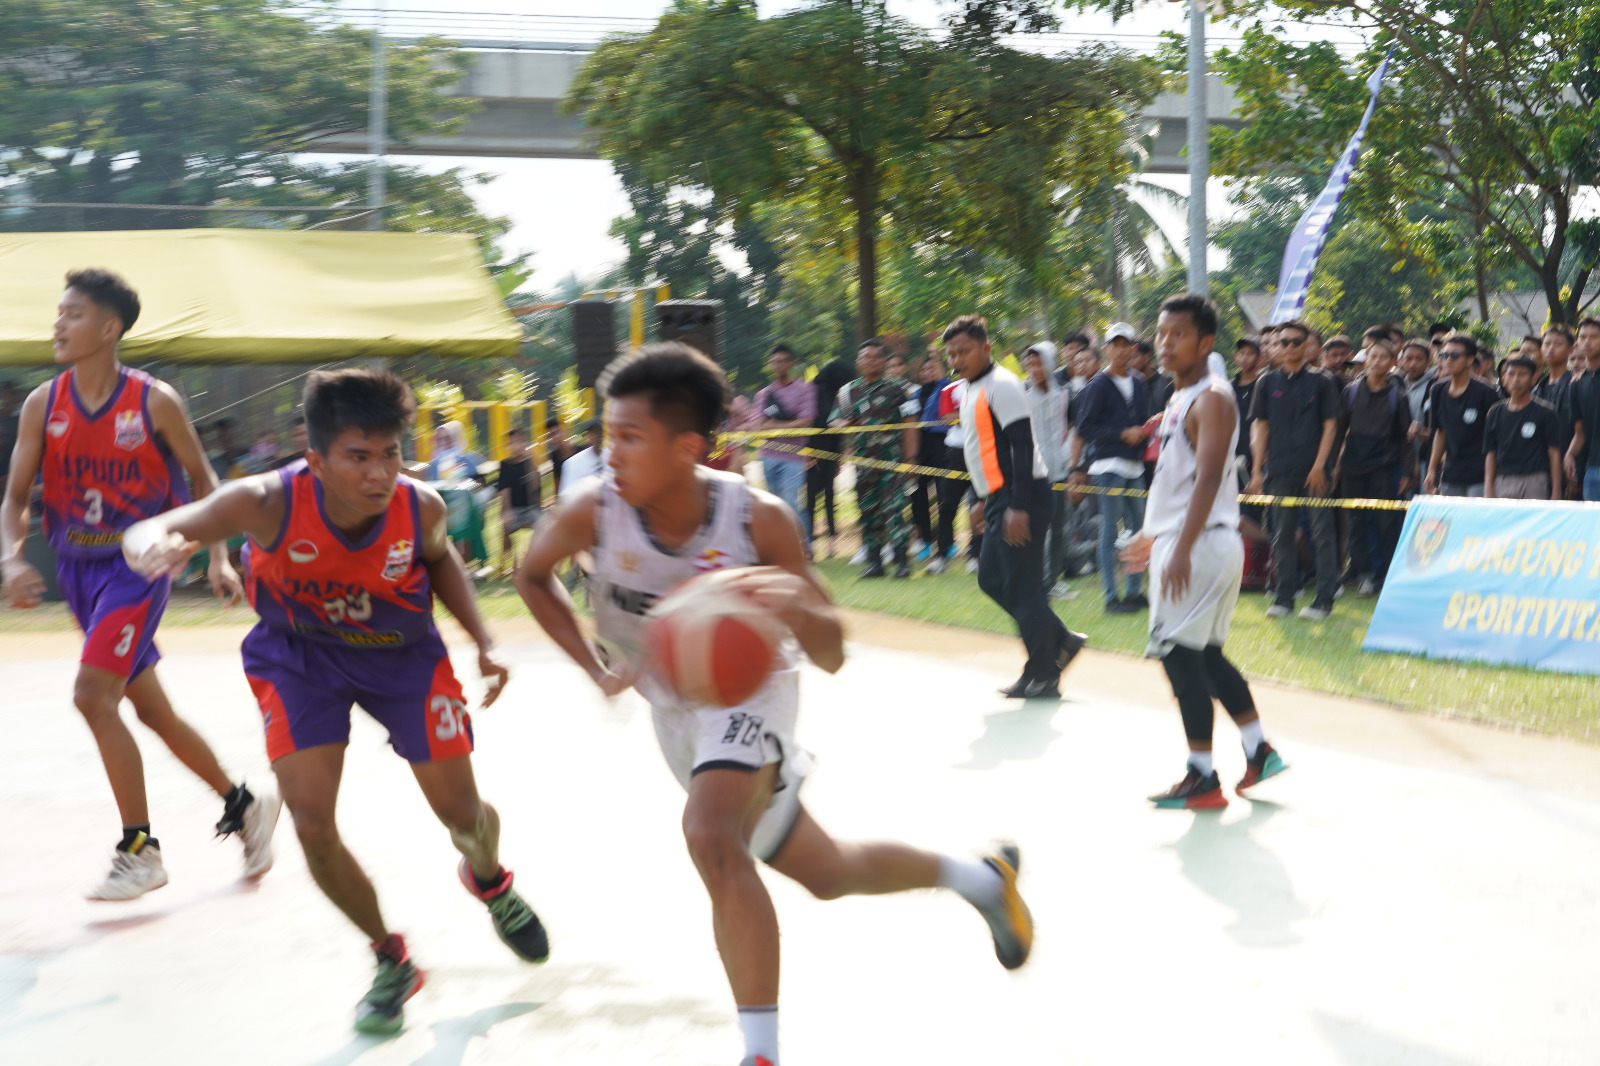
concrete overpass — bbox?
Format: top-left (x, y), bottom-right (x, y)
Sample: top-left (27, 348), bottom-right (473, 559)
top-left (304, 48), bottom-right (1241, 174)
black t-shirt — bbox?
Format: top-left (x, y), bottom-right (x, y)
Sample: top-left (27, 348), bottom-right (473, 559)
top-left (1231, 375), bottom-right (1258, 461)
top-left (1425, 378), bottom-right (1499, 485)
top-left (1568, 373), bottom-right (1600, 470)
top-left (1340, 379), bottom-right (1411, 474)
top-left (1247, 365), bottom-right (1340, 480)
top-left (1485, 398), bottom-right (1560, 476)
top-left (498, 455), bottom-right (535, 509)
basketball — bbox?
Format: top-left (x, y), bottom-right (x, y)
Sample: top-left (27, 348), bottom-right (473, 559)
top-left (644, 569), bottom-right (787, 707)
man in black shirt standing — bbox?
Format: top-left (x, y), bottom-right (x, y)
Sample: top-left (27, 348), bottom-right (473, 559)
top-left (1534, 324), bottom-right (1577, 465)
top-left (1485, 357), bottom-right (1562, 500)
top-left (808, 353), bottom-right (856, 557)
top-left (1335, 340), bottom-right (1414, 595)
top-left (1565, 319), bottom-right (1600, 501)
top-left (1246, 319), bottom-right (1341, 621)
top-left (497, 426), bottom-right (540, 573)
top-left (1231, 337), bottom-right (1264, 482)
top-left (1424, 334), bottom-right (1500, 496)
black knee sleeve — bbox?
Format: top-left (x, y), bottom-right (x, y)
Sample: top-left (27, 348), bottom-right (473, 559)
top-left (1161, 644), bottom-right (1215, 745)
top-left (1202, 644), bottom-right (1256, 721)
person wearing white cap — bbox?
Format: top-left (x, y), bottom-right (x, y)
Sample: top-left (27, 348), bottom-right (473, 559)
top-left (1072, 321), bottom-right (1151, 613)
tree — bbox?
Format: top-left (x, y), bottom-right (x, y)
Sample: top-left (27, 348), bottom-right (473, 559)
top-left (1206, 2), bottom-right (1600, 324)
top-left (0, 0), bottom-right (484, 236)
top-left (569, 0), bottom-right (1159, 341)
top-left (1076, 128), bottom-right (1186, 318)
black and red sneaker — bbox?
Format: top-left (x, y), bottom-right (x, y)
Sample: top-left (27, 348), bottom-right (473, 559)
top-left (459, 859), bottom-right (550, 963)
top-left (1148, 768), bottom-right (1228, 810)
top-left (1236, 742), bottom-right (1288, 793)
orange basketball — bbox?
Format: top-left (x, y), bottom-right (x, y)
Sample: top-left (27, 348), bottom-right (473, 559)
top-left (644, 569), bottom-right (787, 707)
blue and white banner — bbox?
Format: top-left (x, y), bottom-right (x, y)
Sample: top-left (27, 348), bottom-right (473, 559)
top-left (1268, 46), bottom-right (1398, 325)
top-left (1364, 497), bottom-right (1600, 674)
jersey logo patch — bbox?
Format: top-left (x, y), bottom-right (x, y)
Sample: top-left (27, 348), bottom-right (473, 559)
top-left (382, 539), bottom-right (413, 581)
top-left (694, 547), bottom-right (730, 572)
top-left (287, 539), bottom-right (320, 564)
top-left (113, 410), bottom-right (146, 450)
top-left (619, 551), bottom-right (639, 572)
top-left (1521, 422), bottom-right (1536, 438)
top-left (1463, 408), bottom-right (1480, 425)
top-left (47, 411), bottom-right (70, 438)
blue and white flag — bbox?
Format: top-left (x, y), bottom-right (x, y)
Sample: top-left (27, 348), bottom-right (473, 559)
top-left (1268, 46), bottom-right (1397, 324)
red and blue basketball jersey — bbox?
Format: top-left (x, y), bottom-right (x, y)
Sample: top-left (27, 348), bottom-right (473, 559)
top-left (41, 366), bottom-right (188, 558)
top-left (242, 463), bottom-right (436, 649)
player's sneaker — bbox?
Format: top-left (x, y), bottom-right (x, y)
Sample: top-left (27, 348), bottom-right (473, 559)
top-left (998, 676), bottom-right (1059, 700)
top-left (1265, 602), bottom-right (1292, 619)
top-left (1236, 742), bottom-right (1288, 793)
top-left (86, 840), bottom-right (168, 901)
top-left (216, 787), bottom-right (282, 878)
top-left (458, 860), bottom-right (550, 963)
top-left (1148, 768), bottom-right (1228, 810)
top-left (974, 842), bottom-right (1033, 970)
top-left (354, 943), bottom-right (424, 1035)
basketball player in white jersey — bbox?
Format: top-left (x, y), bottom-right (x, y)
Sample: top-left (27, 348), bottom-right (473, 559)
top-left (515, 343), bottom-right (1033, 1066)
top-left (1120, 295), bottom-right (1288, 810)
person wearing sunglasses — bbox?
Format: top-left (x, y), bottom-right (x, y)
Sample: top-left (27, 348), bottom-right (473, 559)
top-left (1423, 333), bottom-right (1500, 496)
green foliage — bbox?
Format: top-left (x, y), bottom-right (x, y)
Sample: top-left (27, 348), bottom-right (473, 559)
top-left (1206, 1), bottom-right (1600, 323)
top-left (569, 0), bottom-right (1160, 340)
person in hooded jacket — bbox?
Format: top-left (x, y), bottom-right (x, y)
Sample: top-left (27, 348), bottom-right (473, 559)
top-left (1022, 342), bottom-right (1074, 598)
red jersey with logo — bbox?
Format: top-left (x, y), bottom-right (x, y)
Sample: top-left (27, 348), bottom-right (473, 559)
top-left (41, 366), bottom-right (188, 558)
top-left (242, 463), bottom-right (436, 649)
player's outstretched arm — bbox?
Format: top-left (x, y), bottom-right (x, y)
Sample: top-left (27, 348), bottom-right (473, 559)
top-left (146, 382), bottom-right (243, 603)
top-left (736, 489), bottom-right (845, 674)
top-left (512, 484), bottom-right (626, 694)
top-left (1, 386), bottom-right (50, 607)
top-left (414, 483), bottom-right (508, 707)
top-left (122, 475), bottom-right (282, 582)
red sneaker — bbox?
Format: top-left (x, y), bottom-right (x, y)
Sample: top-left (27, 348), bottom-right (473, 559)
top-left (1148, 768), bottom-right (1228, 810)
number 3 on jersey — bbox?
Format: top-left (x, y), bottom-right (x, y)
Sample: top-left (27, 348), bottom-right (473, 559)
top-left (430, 694), bottom-right (467, 742)
top-left (113, 624), bottom-right (135, 658)
top-left (84, 488), bottom-right (104, 526)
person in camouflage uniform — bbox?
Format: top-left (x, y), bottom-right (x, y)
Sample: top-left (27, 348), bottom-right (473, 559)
top-left (830, 339), bottom-right (917, 578)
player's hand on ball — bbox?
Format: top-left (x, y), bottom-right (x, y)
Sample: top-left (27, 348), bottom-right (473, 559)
top-left (128, 530), bottom-right (200, 581)
top-left (1118, 532), bottom-right (1153, 575)
top-left (478, 647), bottom-right (510, 708)
top-left (593, 664), bottom-right (637, 699)
top-left (720, 566), bottom-right (814, 630)
top-left (2, 558), bottom-right (45, 609)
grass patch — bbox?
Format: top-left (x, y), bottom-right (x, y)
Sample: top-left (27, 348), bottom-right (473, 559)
top-left (808, 557), bottom-right (1600, 745)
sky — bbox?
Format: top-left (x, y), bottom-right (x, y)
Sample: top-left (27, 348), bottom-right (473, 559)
top-left (311, 1), bottom-right (1372, 291)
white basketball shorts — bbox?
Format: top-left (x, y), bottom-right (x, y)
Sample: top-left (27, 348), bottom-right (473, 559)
top-left (639, 666), bottom-right (811, 863)
top-left (1146, 526), bottom-right (1244, 658)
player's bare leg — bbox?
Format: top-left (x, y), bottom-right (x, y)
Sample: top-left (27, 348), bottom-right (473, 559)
top-left (72, 664), bottom-right (147, 827)
top-left (274, 743), bottom-right (387, 941)
top-left (766, 807), bottom-right (941, 898)
top-left (125, 668), bottom-right (231, 796)
top-left (412, 754), bottom-right (549, 963)
top-left (683, 765), bottom-right (783, 1007)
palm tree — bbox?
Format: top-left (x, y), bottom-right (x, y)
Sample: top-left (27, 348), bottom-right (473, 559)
top-left (1079, 126), bottom-right (1187, 319)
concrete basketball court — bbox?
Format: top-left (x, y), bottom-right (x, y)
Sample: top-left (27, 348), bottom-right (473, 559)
top-left (2, 614), bottom-right (1598, 1066)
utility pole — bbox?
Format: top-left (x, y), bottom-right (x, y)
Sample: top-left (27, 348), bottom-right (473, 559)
top-left (367, 0), bottom-right (387, 231)
top-left (1186, 0), bottom-right (1208, 295)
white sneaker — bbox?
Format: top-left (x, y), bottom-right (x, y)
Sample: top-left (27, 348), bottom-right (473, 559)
top-left (1299, 604), bottom-right (1332, 621)
top-left (1265, 603), bottom-right (1291, 619)
top-left (87, 844), bottom-right (169, 901)
top-left (881, 544), bottom-right (894, 564)
top-left (239, 790), bottom-right (283, 878)
top-left (965, 558), bottom-right (980, 575)
top-left (1049, 581), bottom-right (1079, 601)
top-left (850, 547), bottom-right (868, 565)
top-left (926, 556), bottom-right (947, 575)
top-left (1357, 576), bottom-right (1377, 597)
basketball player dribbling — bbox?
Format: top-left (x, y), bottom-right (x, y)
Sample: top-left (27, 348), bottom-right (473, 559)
top-left (0, 269), bottom-right (279, 901)
top-left (1119, 294), bottom-right (1288, 809)
top-left (515, 342), bottom-right (1034, 1066)
top-left (122, 369), bottom-right (549, 1033)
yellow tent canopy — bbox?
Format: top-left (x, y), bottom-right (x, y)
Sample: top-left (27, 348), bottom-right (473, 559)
top-left (0, 228), bottom-right (520, 365)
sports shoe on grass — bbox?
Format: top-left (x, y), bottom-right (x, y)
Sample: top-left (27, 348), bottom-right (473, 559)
top-left (86, 841), bottom-right (168, 901)
top-left (1265, 602), bottom-right (1292, 619)
top-left (1148, 768), bottom-right (1228, 810)
top-left (1236, 742), bottom-right (1289, 793)
top-left (1298, 601), bottom-right (1333, 621)
top-left (459, 860), bottom-right (550, 963)
top-left (354, 944), bottom-right (424, 1035)
top-left (975, 843), bottom-right (1033, 970)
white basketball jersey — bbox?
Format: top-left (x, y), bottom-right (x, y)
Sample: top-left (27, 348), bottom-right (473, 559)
top-left (1144, 377), bottom-right (1240, 538)
top-left (589, 469), bottom-right (784, 672)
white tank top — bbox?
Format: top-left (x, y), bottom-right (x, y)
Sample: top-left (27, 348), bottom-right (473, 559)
top-left (1144, 377), bottom-right (1240, 538)
top-left (589, 469), bottom-right (789, 671)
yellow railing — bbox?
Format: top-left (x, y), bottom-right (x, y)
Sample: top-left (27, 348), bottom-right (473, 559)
top-left (416, 388), bottom-right (594, 465)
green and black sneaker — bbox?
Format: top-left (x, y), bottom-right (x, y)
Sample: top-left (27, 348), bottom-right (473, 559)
top-left (354, 937), bottom-right (424, 1035)
top-left (459, 859), bottom-right (550, 963)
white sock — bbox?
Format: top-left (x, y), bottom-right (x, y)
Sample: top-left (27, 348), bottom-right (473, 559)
top-left (1187, 750), bottom-right (1214, 776)
top-left (1239, 719), bottom-right (1265, 758)
top-left (738, 1006), bottom-right (779, 1064)
top-left (937, 855), bottom-right (1003, 909)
